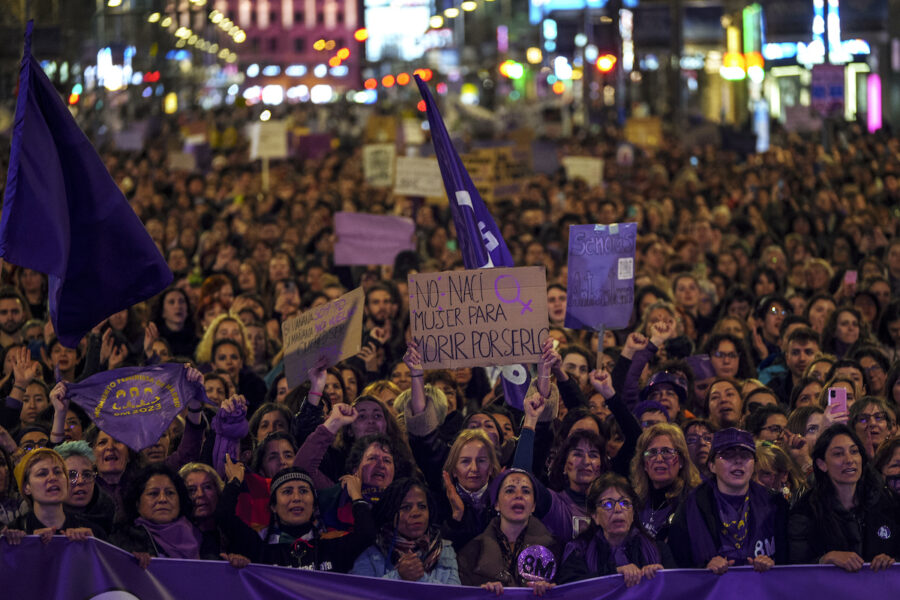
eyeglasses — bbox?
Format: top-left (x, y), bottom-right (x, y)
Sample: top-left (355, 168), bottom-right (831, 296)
top-left (64, 420), bottom-right (81, 431)
top-left (643, 447), bottom-right (679, 461)
top-left (68, 470), bottom-right (96, 483)
top-left (712, 351), bottom-right (738, 360)
top-left (21, 440), bottom-right (49, 452)
top-left (597, 498), bottom-right (633, 512)
top-left (864, 365), bottom-right (885, 375)
top-left (856, 412), bottom-right (888, 426)
top-left (686, 433), bottom-right (713, 445)
top-left (760, 424), bottom-right (785, 437)
top-left (769, 307), bottom-right (789, 317)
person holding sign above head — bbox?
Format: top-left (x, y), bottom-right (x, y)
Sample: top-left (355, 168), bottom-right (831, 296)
top-left (457, 468), bottom-right (559, 596)
top-left (668, 428), bottom-right (788, 574)
top-left (558, 472), bottom-right (674, 585)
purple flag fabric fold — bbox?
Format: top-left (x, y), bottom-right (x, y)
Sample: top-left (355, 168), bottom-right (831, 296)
top-left (1, 22), bottom-right (172, 348)
top-left (66, 363), bottom-right (205, 452)
top-left (415, 77), bottom-right (530, 409)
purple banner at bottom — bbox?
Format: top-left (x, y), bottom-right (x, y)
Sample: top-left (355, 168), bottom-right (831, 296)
top-left (2, 537), bottom-right (900, 600)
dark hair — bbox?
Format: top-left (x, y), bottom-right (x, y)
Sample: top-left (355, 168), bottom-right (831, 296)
top-left (876, 300), bottom-right (900, 347)
top-left (462, 411), bottom-right (506, 446)
top-left (371, 477), bottom-right (436, 530)
top-left (561, 344), bottom-right (595, 370)
top-left (824, 358), bottom-right (865, 392)
top-left (250, 431), bottom-right (297, 476)
top-left (682, 418), bottom-right (717, 435)
top-left (121, 463), bottom-right (192, 524)
top-left (848, 396), bottom-right (896, 429)
top-left (786, 405), bottom-right (824, 435)
top-left (548, 430), bottom-right (608, 491)
top-left (0, 446), bottom-right (17, 496)
top-left (821, 306), bottom-right (867, 357)
top-left (745, 405), bottom-right (788, 436)
top-left (788, 376), bottom-right (823, 411)
top-left (151, 286), bottom-right (195, 334)
top-left (703, 332), bottom-right (755, 379)
top-left (808, 424), bottom-right (882, 520)
top-left (755, 295), bottom-right (792, 320)
top-left (586, 472), bottom-right (638, 514)
top-left (555, 407), bottom-right (607, 443)
top-left (345, 433), bottom-right (412, 479)
top-left (248, 403), bottom-right (293, 442)
top-left (211, 338), bottom-right (245, 363)
top-left (785, 326), bottom-right (821, 347)
top-left (873, 437), bottom-right (900, 474)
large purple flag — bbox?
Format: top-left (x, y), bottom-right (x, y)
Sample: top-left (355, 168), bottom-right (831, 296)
top-left (1, 22), bottom-right (172, 348)
top-left (66, 363), bottom-right (206, 451)
top-left (415, 77), bottom-right (530, 409)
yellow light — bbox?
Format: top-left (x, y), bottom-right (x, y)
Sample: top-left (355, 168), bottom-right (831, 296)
top-left (175, 39), bottom-right (186, 48)
top-left (429, 15), bottom-right (444, 28)
top-left (325, 40), bottom-right (335, 50)
top-left (226, 53), bottom-right (237, 63)
top-left (164, 92), bottom-right (178, 114)
top-left (193, 0), bottom-right (206, 5)
top-left (148, 12), bottom-right (161, 23)
top-left (571, 67), bottom-right (583, 80)
top-left (313, 39), bottom-right (326, 51)
top-left (161, 16), bottom-right (172, 27)
top-left (188, 35), bottom-right (198, 45)
top-left (526, 47), bottom-right (542, 64)
top-left (552, 81), bottom-right (565, 94)
top-left (233, 30), bottom-right (246, 43)
top-left (354, 28), bottom-right (369, 42)
top-left (444, 7), bottom-right (459, 18)
top-left (211, 12), bottom-right (223, 23)
top-left (337, 47), bottom-right (350, 59)
top-left (209, 43), bottom-right (219, 53)
top-left (595, 54), bottom-right (617, 72)
top-left (461, 1), bottom-right (477, 10)
top-left (218, 48), bottom-right (229, 59)
top-left (107, 0), bottom-right (122, 7)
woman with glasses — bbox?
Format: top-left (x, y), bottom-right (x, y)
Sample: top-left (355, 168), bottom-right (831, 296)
top-left (746, 405), bottom-right (789, 444)
top-left (559, 473), bottom-right (673, 586)
top-left (682, 419), bottom-right (716, 479)
top-left (629, 424), bottom-right (701, 542)
top-left (789, 424), bottom-right (900, 571)
top-left (704, 333), bottom-right (755, 380)
top-left (669, 428), bottom-right (788, 573)
top-left (55, 440), bottom-right (115, 536)
top-left (848, 397), bottom-right (896, 458)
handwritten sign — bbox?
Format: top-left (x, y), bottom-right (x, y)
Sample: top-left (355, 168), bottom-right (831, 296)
top-left (334, 212), bottom-right (415, 266)
top-left (561, 156), bottom-right (604, 187)
top-left (408, 267), bottom-right (549, 369)
top-left (393, 156), bottom-right (445, 198)
top-left (565, 223), bottom-right (637, 330)
top-left (282, 288), bottom-right (364, 388)
top-left (249, 120), bottom-right (288, 160)
top-left (362, 144), bottom-right (395, 187)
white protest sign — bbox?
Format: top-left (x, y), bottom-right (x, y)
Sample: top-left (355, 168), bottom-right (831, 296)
top-left (393, 156), bottom-right (445, 198)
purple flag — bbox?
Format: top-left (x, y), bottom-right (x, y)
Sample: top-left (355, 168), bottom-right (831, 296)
top-left (334, 212), bottom-right (416, 266)
top-left (66, 363), bottom-right (206, 451)
top-left (1, 23), bottom-right (172, 348)
top-left (415, 76), bottom-right (530, 409)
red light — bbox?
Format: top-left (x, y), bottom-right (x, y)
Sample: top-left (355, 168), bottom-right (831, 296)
top-left (417, 100), bottom-right (426, 112)
top-left (595, 54), bottom-right (617, 73)
top-left (436, 82), bottom-right (448, 94)
top-left (354, 28), bottom-right (368, 42)
top-left (143, 71), bottom-right (160, 83)
top-left (328, 56), bottom-right (341, 67)
top-left (337, 48), bottom-right (350, 60)
top-left (551, 81), bottom-right (565, 94)
top-left (421, 68), bottom-right (433, 81)
top-left (382, 74), bottom-right (395, 88)
top-left (364, 78), bottom-right (377, 90)
top-left (68, 93), bottom-right (79, 105)
top-left (397, 73), bottom-right (410, 85)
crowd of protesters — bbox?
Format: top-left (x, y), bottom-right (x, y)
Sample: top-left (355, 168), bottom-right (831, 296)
top-left (1, 103), bottom-right (900, 593)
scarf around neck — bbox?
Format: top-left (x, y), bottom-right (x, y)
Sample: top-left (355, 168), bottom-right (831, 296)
top-left (135, 516), bottom-right (201, 559)
top-left (376, 523), bottom-right (443, 573)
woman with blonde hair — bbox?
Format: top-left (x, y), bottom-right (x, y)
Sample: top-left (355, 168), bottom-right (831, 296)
top-left (629, 423), bottom-right (701, 542)
top-left (195, 313), bottom-right (254, 366)
top-left (753, 442), bottom-right (806, 505)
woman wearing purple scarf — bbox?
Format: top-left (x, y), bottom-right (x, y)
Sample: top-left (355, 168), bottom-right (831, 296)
top-left (668, 428), bottom-right (788, 574)
top-left (558, 473), bottom-right (673, 586)
top-left (110, 464), bottom-right (235, 567)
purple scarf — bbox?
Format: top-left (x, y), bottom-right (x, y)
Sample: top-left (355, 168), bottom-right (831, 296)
top-left (135, 516), bottom-right (201, 559)
top-left (211, 405), bottom-right (249, 478)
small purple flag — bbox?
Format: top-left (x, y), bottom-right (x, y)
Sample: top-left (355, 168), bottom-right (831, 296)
top-left (66, 364), bottom-right (206, 451)
top-left (1, 22), bottom-right (172, 348)
top-left (415, 76), bottom-right (530, 409)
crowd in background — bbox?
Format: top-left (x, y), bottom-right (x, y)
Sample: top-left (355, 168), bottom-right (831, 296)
top-left (1, 104), bottom-right (900, 592)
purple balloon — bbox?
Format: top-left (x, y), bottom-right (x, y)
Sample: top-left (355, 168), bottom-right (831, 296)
top-left (517, 545), bottom-right (557, 582)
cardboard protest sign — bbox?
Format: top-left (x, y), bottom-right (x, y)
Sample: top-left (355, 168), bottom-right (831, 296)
top-left (409, 266), bottom-right (549, 369)
top-left (166, 151), bottom-right (197, 172)
top-left (282, 288), bottom-right (364, 388)
top-left (624, 117), bottom-right (662, 148)
top-left (363, 144), bottom-right (395, 187)
top-left (561, 156), bottom-right (604, 187)
top-left (461, 146), bottom-right (527, 203)
top-left (334, 212), bottom-right (415, 265)
top-left (249, 120), bottom-right (288, 160)
top-left (565, 223), bottom-right (637, 330)
top-left (394, 156), bottom-right (445, 197)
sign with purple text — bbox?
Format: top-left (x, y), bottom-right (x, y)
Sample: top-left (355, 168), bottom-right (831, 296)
top-left (565, 223), bottom-right (637, 330)
top-left (333, 212), bottom-right (415, 266)
top-left (282, 287), bottom-right (364, 388)
top-left (409, 266), bottom-right (549, 369)
top-left (66, 363), bottom-right (203, 452)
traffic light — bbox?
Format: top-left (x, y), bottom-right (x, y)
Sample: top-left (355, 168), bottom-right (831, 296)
top-left (595, 54), bottom-right (617, 73)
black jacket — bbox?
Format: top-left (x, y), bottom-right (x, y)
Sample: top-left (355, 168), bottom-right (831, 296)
top-left (789, 484), bottom-right (900, 563)
top-left (65, 485), bottom-right (116, 537)
top-left (11, 510), bottom-right (107, 540)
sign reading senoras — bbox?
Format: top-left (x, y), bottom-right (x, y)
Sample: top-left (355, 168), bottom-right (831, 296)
top-left (408, 266), bottom-right (549, 369)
